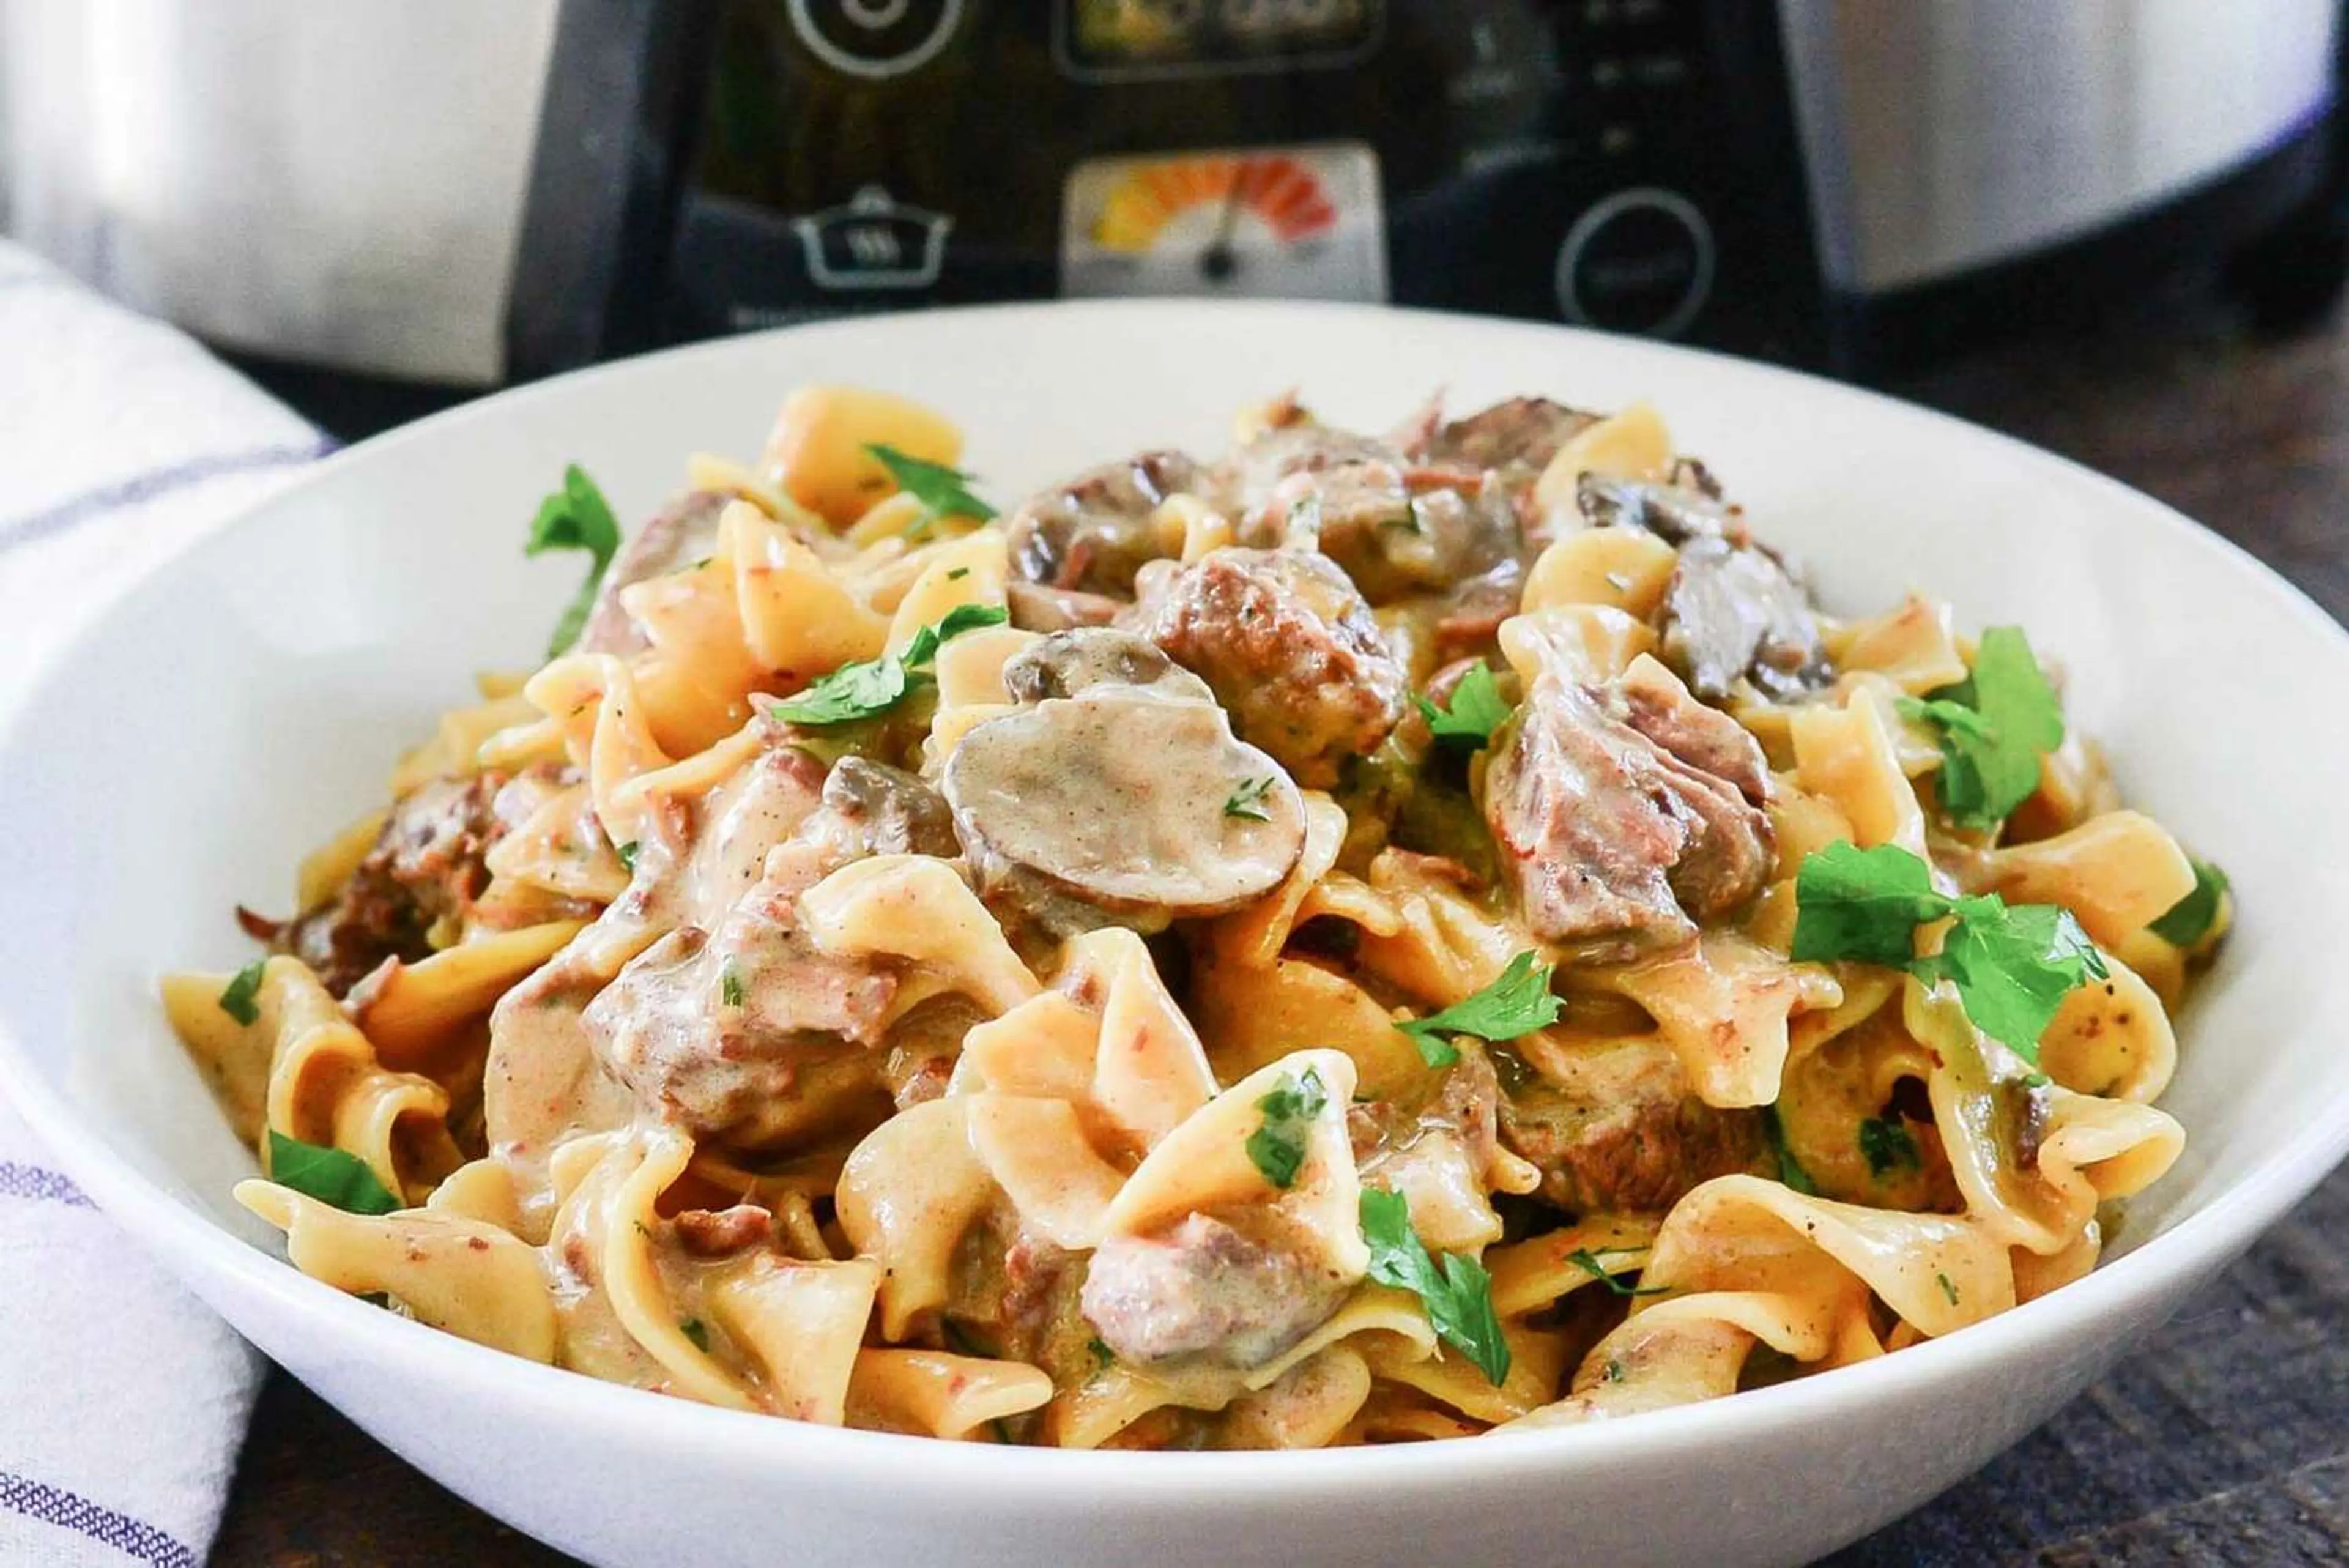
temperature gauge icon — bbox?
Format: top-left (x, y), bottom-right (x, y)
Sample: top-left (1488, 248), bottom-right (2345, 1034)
top-left (1061, 144), bottom-right (1389, 302)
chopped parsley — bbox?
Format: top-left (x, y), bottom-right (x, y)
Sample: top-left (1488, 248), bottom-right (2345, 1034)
top-left (1360, 1189), bottom-right (1510, 1386)
top-left (867, 443), bottom-right (997, 531)
top-left (1413, 662), bottom-right (1511, 749)
top-left (1791, 840), bottom-right (2108, 1062)
top-left (946, 566), bottom-right (971, 581)
top-left (768, 603), bottom-right (1008, 726)
top-left (720, 959), bottom-right (745, 1009)
top-left (524, 463), bottom-right (623, 658)
top-left (1937, 1271), bottom-right (1960, 1306)
top-left (1223, 776), bottom-right (1275, 822)
top-left (1565, 1246), bottom-right (1667, 1298)
top-left (1393, 950), bottom-right (1562, 1069)
top-left (615, 839), bottom-right (640, 874)
top-left (1760, 1105), bottom-right (1819, 1195)
top-left (1858, 1116), bottom-right (1921, 1177)
top-left (1896, 626), bottom-right (2064, 828)
top-left (217, 957), bottom-right (268, 1026)
top-left (1244, 1068), bottom-right (1328, 1190)
top-left (2150, 856), bottom-right (2230, 947)
top-left (1086, 1336), bottom-right (1115, 1373)
top-left (680, 1317), bottom-right (711, 1353)
top-left (266, 1131), bottom-right (400, 1216)
top-left (1602, 1358), bottom-right (1627, 1384)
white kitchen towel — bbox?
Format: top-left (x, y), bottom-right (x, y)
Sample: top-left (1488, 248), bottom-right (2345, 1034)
top-left (0, 239), bottom-right (333, 1565)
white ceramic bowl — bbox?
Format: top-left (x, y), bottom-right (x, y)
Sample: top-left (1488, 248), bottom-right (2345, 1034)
top-left (4, 302), bottom-right (2347, 1568)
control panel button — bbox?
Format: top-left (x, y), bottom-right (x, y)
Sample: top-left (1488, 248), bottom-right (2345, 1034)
top-left (1554, 188), bottom-right (1715, 338)
top-left (789, 0), bottom-right (964, 79)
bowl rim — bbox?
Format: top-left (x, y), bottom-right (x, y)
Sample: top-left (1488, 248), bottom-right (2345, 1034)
top-left (3, 295), bottom-right (2347, 1496)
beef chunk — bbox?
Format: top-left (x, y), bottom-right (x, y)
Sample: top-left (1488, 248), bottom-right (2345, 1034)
top-left (1140, 547), bottom-right (1407, 786)
top-left (1484, 666), bottom-right (1772, 956)
top-left (1496, 1039), bottom-right (1765, 1214)
top-left (1227, 425), bottom-right (1520, 601)
top-left (1416, 396), bottom-right (1599, 472)
top-left (287, 769), bottom-right (552, 994)
top-left (582, 886), bottom-right (895, 1150)
top-left (1006, 450), bottom-right (1203, 597)
top-left (1080, 1213), bottom-right (1353, 1369)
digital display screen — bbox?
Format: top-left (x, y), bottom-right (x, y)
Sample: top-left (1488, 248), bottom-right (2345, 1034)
top-left (1059, 0), bottom-right (1384, 79)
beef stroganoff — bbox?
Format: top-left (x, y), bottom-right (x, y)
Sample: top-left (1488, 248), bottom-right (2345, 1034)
top-left (162, 385), bottom-right (2227, 1447)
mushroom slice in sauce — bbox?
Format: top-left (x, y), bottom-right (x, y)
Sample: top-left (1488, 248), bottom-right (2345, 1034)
top-left (1001, 626), bottom-right (1216, 706)
top-left (1004, 450), bottom-right (1203, 598)
top-left (1663, 535), bottom-right (1834, 702)
top-left (942, 689), bottom-right (1305, 929)
top-left (1578, 472), bottom-right (1833, 702)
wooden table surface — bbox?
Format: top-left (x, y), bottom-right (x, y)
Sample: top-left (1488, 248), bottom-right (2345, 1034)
top-left (212, 306), bottom-right (2349, 1567)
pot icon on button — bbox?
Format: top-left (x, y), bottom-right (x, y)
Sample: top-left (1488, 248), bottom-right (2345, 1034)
top-left (792, 186), bottom-right (954, 291)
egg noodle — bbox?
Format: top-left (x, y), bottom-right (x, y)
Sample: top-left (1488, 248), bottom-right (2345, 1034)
top-left (163, 385), bottom-right (2223, 1447)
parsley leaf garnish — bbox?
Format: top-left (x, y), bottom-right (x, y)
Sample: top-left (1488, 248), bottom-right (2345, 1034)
top-left (866, 444), bottom-right (998, 530)
top-left (1760, 1104), bottom-right (1819, 1195)
top-left (1086, 1336), bottom-right (1115, 1373)
top-left (2150, 856), bottom-right (2230, 946)
top-left (615, 840), bottom-right (640, 874)
top-left (1791, 841), bottom-right (2109, 1061)
top-left (1896, 626), bottom-right (2063, 828)
top-left (1393, 950), bottom-right (1562, 1069)
top-left (1223, 777), bottom-right (1275, 822)
top-left (768, 603), bottom-right (1008, 726)
top-left (1858, 1116), bottom-right (1921, 1177)
top-left (1789, 841), bottom-right (1947, 968)
top-left (218, 957), bottom-right (268, 1026)
top-left (1360, 1189), bottom-right (1511, 1386)
top-left (524, 463), bottom-right (623, 658)
top-left (680, 1317), bottom-right (710, 1352)
top-left (1413, 663), bottom-right (1511, 749)
top-left (1565, 1246), bottom-right (1667, 1298)
top-left (720, 959), bottom-right (745, 1009)
top-left (1937, 1271), bottom-right (1961, 1306)
top-left (266, 1130), bottom-right (400, 1216)
top-left (1244, 1068), bottom-right (1328, 1189)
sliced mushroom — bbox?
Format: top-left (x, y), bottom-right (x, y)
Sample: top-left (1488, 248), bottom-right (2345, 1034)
top-left (1578, 473), bottom-right (1833, 702)
top-left (1005, 450), bottom-right (1201, 597)
top-left (1001, 626), bottom-right (1215, 706)
top-left (1663, 536), bottom-right (1833, 702)
top-left (814, 756), bottom-right (959, 859)
top-left (943, 690), bottom-right (1305, 930)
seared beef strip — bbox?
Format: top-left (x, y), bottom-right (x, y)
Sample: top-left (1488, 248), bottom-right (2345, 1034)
top-left (1080, 1212), bottom-right (1354, 1369)
top-left (1484, 664), bottom-right (1773, 956)
top-left (1495, 1039), bottom-right (1765, 1214)
top-left (286, 768), bottom-right (563, 995)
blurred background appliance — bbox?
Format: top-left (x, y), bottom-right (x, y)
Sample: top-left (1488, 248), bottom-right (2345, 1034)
top-left (2, 0), bottom-right (2339, 396)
